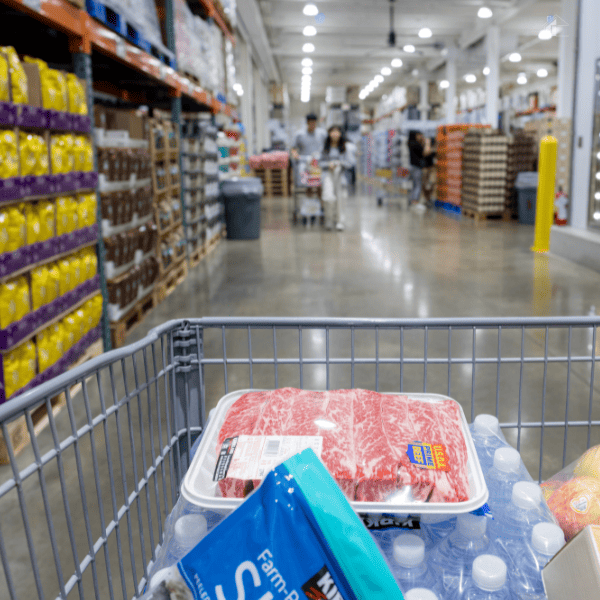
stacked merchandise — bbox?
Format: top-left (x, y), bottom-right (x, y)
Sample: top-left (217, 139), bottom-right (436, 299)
top-left (202, 127), bottom-right (222, 246)
top-left (151, 117), bottom-right (186, 300)
top-left (506, 131), bottom-right (536, 216)
top-left (0, 48), bottom-right (103, 403)
top-left (358, 134), bottom-right (373, 182)
top-left (462, 130), bottom-right (509, 217)
top-left (249, 151), bottom-right (289, 197)
top-left (218, 123), bottom-right (242, 179)
top-left (436, 124), bottom-right (489, 208)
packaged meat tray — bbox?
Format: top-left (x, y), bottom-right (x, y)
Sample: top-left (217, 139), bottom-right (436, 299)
top-left (182, 388), bottom-right (488, 514)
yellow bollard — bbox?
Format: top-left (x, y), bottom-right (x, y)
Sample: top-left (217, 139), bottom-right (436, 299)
top-left (531, 135), bottom-right (558, 253)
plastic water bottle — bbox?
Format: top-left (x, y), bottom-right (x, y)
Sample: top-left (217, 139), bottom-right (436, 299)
top-left (390, 533), bottom-right (440, 594)
top-left (419, 513), bottom-right (457, 548)
top-left (485, 447), bottom-right (523, 512)
top-left (463, 555), bottom-right (510, 600)
top-left (429, 514), bottom-right (491, 597)
top-left (470, 415), bottom-right (507, 473)
top-left (492, 481), bottom-right (545, 556)
top-left (164, 513), bottom-right (208, 564)
top-left (509, 522), bottom-right (565, 599)
top-left (404, 588), bottom-right (440, 600)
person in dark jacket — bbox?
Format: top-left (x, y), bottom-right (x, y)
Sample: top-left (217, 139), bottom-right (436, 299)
top-left (408, 130), bottom-right (434, 206)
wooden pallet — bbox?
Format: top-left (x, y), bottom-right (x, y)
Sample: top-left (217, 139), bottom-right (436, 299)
top-left (110, 288), bottom-right (159, 348)
top-left (0, 338), bottom-right (103, 464)
top-left (157, 258), bottom-right (187, 302)
top-left (462, 207), bottom-right (512, 221)
top-left (252, 168), bottom-right (290, 197)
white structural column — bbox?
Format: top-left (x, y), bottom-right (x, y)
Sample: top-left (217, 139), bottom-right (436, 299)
top-left (485, 25), bottom-right (500, 127)
top-left (557, 0), bottom-right (577, 118)
top-left (237, 36), bottom-right (254, 154)
top-left (419, 78), bottom-right (429, 119)
top-left (446, 55), bottom-right (457, 124)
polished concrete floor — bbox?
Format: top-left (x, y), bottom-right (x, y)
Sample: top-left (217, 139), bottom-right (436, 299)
top-left (3, 192), bottom-right (600, 600)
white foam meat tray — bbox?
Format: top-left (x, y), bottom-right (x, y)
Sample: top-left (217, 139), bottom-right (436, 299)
top-left (182, 390), bottom-right (489, 514)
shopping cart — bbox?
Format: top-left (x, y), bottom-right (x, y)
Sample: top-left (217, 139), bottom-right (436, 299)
top-left (1, 316), bottom-right (600, 600)
top-left (291, 155), bottom-right (322, 225)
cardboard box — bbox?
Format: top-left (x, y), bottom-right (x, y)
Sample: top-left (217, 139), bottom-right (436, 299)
top-left (542, 525), bottom-right (600, 599)
top-left (101, 107), bottom-right (148, 140)
top-left (23, 62), bottom-right (42, 107)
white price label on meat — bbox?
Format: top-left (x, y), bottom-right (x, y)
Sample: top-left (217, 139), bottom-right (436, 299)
top-left (227, 436), bottom-right (323, 480)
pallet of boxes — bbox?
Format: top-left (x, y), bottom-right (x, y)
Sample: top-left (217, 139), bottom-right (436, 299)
top-left (251, 151), bottom-right (289, 197)
top-left (96, 106), bottom-right (160, 349)
top-left (461, 129), bottom-right (510, 220)
top-left (505, 131), bottom-right (536, 218)
top-left (150, 116), bottom-right (187, 304)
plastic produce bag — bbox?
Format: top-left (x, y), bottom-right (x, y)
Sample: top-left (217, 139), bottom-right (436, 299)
top-left (0, 130), bottom-right (18, 178)
top-left (67, 74), bottom-right (87, 115)
top-left (20, 132), bottom-right (49, 176)
top-left (142, 449), bottom-right (403, 600)
top-left (1, 47), bottom-right (27, 104)
top-left (542, 445), bottom-right (600, 540)
top-left (37, 200), bottom-right (55, 241)
top-left (0, 53), bottom-right (9, 101)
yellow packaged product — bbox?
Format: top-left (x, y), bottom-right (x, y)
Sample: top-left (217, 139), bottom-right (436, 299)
top-left (1, 47), bottom-right (27, 104)
top-left (91, 294), bottom-right (103, 328)
top-left (73, 135), bottom-right (85, 171)
top-left (61, 134), bottom-right (75, 173)
top-left (6, 206), bottom-right (25, 252)
top-left (79, 193), bottom-right (97, 227)
top-left (63, 314), bottom-right (79, 348)
top-left (56, 196), bottom-right (78, 235)
top-left (0, 276), bottom-right (30, 329)
top-left (74, 308), bottom-right (86, 340)
top-left (82, 137), bottom-right (93, 171)
top-left (3, 347), bottom-right (20, 398)
top-left (37, 200), bottom-right (55, 241)
top-left (81, 299), bottom-right (95, 333)
top-left (50, 135), bottom-right (65, 174)
top-left (37, 326), bottom-right (56, 371)
top-left (0, 130), bottom-right (18, 178)
top-left (20, 132), bottom-right (48, 176)
top-left (31, 265), bottom-right (50, 310)
top-left (0, 210), bottom-right (8, 254)
top-left (70, 254), bottom-right (82, 288)
top-left (47, 263), bottom-right (60, 301)
top-left (0, 53), bottom-right (9, 102)
top-left (12, 339), bottom-right (37, 395)
top-left (66, 74), bottom-right (87, 115)
top-left (50, 69), bottom-right (68, 112)
top-left (24, 203), bottom-right (41, 245)
top-left (57, 258), bottom-right (72, 295)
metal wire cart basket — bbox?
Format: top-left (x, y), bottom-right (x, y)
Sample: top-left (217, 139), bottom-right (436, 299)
top-left (1, 316), bottom-right (599, 600)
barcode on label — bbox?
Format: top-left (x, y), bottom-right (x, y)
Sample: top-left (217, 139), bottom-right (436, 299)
top-left (264, 439), bottom-right (280, 457)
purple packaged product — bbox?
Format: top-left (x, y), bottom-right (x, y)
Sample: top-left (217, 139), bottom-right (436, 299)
top-left (22, 174), bottom-right (56, 197)
top-left (49, 110), bottom-right (71, 131)
top-left (0, 102), bottom-right (17, 126)
top-left (80, 171), bottom-right (97, 189)
top-left (17, 105), bottom-right (49, 129)
top-left (0, 177), bottom-right (22, 202)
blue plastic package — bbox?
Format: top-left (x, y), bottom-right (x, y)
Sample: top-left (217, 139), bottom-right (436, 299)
top-left (147, 448), bottom-right (404, 600)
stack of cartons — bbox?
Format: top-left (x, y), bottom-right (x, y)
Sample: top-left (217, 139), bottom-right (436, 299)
top-left (506, 131), bottom-right (536, 216)
top-left (462, 130), bottom-right (509, 216)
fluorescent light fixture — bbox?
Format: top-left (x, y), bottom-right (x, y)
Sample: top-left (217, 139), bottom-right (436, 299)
top-left (403, 44), bottom-right (415, 53)
top-left (303, 3), bottom-right (318, 16)
top-left (440, 80), bottom-right (450, 89)
top-left (478, 6), bottom-right (493, 19)
top-left (595, 191), bottom-right (600, 199)
top-left (303, 43), bottom-right (315, 52)
top-left (465, 74), bottom-right (476, 83)
top-left (302, 58), bottom-right (313, 67)
top-left (374, 74), bottom-right (384, 83)
top-left (372, 80), bottom-right (380, 88)
top-left (537, 68), bottom-right (548, 78)
top-left (233, 83), bottom-right (242, 91)
top-left (509, 52), bottom-right (522, 63)
top-left (412, 69), bottom-right (419, 76)
top-left (237, 89), bottom-right (244, 96)
top-left (302, 67), bottom-right (313, 75)
top-left (517, 73), bottom-right (527, 84)
top-left (538, 28), bottom-right (552, 40)
top-left (595, 211), bottom-right (600, 220)
top-left (303, 25), bottom-right (317, 36)
top-left (391, 58), bottom-right (403, 68)
top-left (597, 153), bottom-right (600, 161)
top-left (381, 67), bottom-right (392, 76)
top-left (419, 27), bottom-right (432, 38)
top-left (483, 66), bottom-right (490, 76)
top-left (301, 97), bottom-right (310, 103)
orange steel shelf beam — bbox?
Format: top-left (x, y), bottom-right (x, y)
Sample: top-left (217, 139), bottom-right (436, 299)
top-left (197, 0), bottom-right (235, 45)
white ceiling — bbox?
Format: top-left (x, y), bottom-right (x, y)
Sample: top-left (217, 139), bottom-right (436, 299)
top-left (257, 0), bottom-right (563, 100)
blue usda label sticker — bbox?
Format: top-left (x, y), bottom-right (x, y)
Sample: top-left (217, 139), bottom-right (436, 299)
top-left (406, 442), bottom-right (450, 471)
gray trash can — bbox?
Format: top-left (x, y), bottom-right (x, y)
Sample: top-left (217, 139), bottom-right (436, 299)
top-left (515, 172), bottom-right (538, 225)
top-left (221, 177), bottom-right (263, 240)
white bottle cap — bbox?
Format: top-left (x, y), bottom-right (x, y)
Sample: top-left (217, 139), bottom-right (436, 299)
top-left (472, 554), bottom-right (507, 592)
top-left (149, 565), bottom-right (178, 590)
top-left (474, 414), bottom-right (500, 436)
top-left (404, 589), bottom-right (439, 600)
top-left (393, 533), bottom-right (425, 568)
top-left (511, 481), bottom-right (542, 510)
top-left (457, 513), bottom-right (487, 539)
top-left (532, 522), bottom-right (565, 556)
top-left (420, 513), bottom-right (453, 525)
top-left (493, 447), bottom-right (521, 473)
top-left (175, 514), bottom-right (208, 549)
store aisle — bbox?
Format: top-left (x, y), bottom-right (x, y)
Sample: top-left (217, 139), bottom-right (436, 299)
top-left (129, 194), bottom-right (600, 341)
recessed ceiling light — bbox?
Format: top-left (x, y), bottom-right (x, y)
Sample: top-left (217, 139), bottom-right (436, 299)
top-left (233, 83), bottom-right (242, 91)
top-left (381, 67), bottom-right (392, 76)
top-left (391, 58), bottom-right (403, 68)
top-left (537, 68), bottom-right (548, 78)
top-left (303, 3), bottom-right (318, 16)
top-left (303, 43), bottom-right (315, 53)
top-left (440, 80), bottom-right (450, 89)
top-left (509, 52), bottom-right (522, 63)
top-left (517, 73), bottom-right (527, 84)
top-left (412, 68), bottom-right (419, 76)
top-left (538, 28), bottom-right (552, 40)
top-left (483, 66), bottom-right (490, 76)
top-left (478, 7), bottom-right (493, 19)
top-left (302, 58), bottom-right (313, 67)
top-left (404, 44), bottom-right (416, 53)
top-left (237, 89), bottom-right (244, 96)
top-left (302, 75), bottom-right (312, 82)
top-left (374, 75), bottom-right (384, 83)
top-left (303, 25), bottom-right (317, 36)
top-left (594, 211), bottom-right (600, 220)
top-left (465, 74), bottom-right (476, 83)
top-left (418, 28), bottom-right (432, 39)
top-left (372, 80), bottom-right (380, 88)
top-left (302, 67), bottom-right (313, 75)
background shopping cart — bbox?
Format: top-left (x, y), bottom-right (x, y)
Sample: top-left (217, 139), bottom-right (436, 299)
top-left (1, 316), bottom-right (600, 600)
top-left (291, 155), bottom-right (322, 225)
